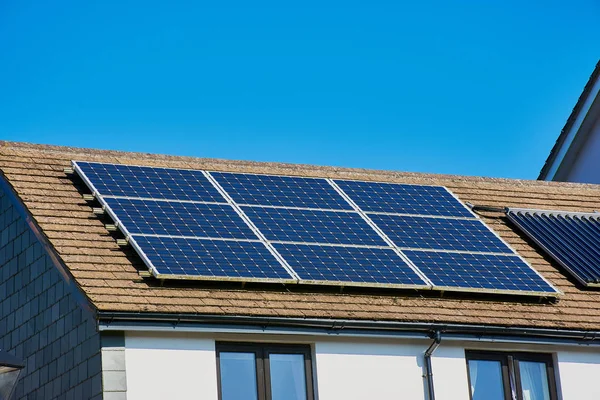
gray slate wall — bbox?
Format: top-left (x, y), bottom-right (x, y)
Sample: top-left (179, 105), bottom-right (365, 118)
top-left (0, 187), bottom-right (103, 399)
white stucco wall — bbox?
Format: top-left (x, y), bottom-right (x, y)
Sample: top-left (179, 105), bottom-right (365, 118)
top-left (314, 341), bottom-right (426, 400)
top-left (314, 340), bottom-right (470, 400)
top-left (556, 349), bottom-right (600, 400)
top-left (563, 116), bottom-right (600, 183)
top-left (125, 332), bottom-right (219, 400)
top-left (119, 331), bottom-right (600, 400)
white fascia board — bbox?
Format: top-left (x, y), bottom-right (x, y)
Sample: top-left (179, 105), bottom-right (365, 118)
top-left (545, 75), bottom-right (600, 180)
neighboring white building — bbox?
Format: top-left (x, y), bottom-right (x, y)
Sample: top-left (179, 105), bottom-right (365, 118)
top-left (2, 141), bottom-right (600, 400)
top-left (539, 60), bottom-right (600, 183)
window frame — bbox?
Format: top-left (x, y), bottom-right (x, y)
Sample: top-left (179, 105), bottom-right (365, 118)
top-left (465, 350), bottom-right (558, 400)
top-left (216, 342), bottom-right (314, 400)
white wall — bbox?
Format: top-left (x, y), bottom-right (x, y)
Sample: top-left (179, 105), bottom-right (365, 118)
top-left (557, 350), bottom-right (600, 400)
top-left (125, 332), bottom-right (219, 400)
top-left (314, 340), bottom-right (470, 400)
top-left (120, 330), bottom-right (600, 400)
top-left (314, 341), bottom-right (426, 400)
top-left (563, 116), bottom-right (600, 183)
top-left (430, 345), bottom-right (471, 400)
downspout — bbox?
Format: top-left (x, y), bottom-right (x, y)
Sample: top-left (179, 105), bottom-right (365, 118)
top-left (424, 331), bottom-right (442, 400)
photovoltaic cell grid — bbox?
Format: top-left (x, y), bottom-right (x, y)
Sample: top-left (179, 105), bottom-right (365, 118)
top-left (274, 243), bottom-right (425, 286)
top-left (133, 236), bottom-right (293, 280)
top-left (241, 206), bottom-right (387, 246)
top-left (211, 172), bottom-right (353, 210)
top-left (73, 161), bottom-right (559, 296)
top-left (370, 214), bottom-right (513, 253)
top-left (403, 250), bottom-right (553, 293)
top-left (507, 209), bottom-right (600, 287)
top-left (104, 197), bottom-right (258, 239)
top-left (76, 161), bottom-right (226, 203)
top-left (335, 179), bottom-right (474, 218)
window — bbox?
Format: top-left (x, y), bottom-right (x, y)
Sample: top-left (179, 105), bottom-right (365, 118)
top-left (216, 343), bottom-right (314, 400)
top-left (466, 351), bottom-right (558, 400)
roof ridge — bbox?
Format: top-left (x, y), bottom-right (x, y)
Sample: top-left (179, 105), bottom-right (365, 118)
top-left (538, 59), bottom-right (600, 180)
top-left (2, 140), bottom-right (600, 190)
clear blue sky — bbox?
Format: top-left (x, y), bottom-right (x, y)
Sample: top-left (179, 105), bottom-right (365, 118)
top-left (1, 1), bottom-right (598, 179)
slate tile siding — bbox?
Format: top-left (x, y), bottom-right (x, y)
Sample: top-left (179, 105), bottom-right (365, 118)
top-left (0, 188), bottom-right (102, 399)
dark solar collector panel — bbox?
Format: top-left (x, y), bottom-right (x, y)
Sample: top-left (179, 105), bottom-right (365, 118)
top-left (103, 197), bottom-right (258, 240)
top-left (75, 161), bottom-right (225, 203)
top-left (133, 236), bottom-right (295, 281)
top-left (211, 172), bottom-right (352, 210)
top-left (273, 243), bottom-right (427, 287)
top-left (334, 179), bottom-right (474, 218)
top-left (507, 209), bottom-right (600, 287)
top-left (370, 214), bottom-right (512, 254)
top-left (73, 161), bottom-right (559, 296)
top-left (403, 250), bottom-right (557, 294)
top-left (241, 206), bottom-right (387, 246)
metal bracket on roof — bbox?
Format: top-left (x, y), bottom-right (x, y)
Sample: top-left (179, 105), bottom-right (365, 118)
top-left (105, 224), bottom-right (118, 232)
top-left (63, 167), bottom-right (74, 175)
top-left (465, 202), bottom-right (507, 214)
top-left (116, 238), bottom-right (128, 247)
top-left (92, 207), bottom-right (105, 215)
top-left (82, 193), bottom-right (95, 201)
top-left (137, 271), bottom-right (152, 278)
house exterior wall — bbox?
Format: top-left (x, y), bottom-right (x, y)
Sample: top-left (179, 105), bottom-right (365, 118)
top-left (120, 331), bottom-right (600, 400)
top-left (557, 115), bottom-right (600, 183)
top-left (0, 187), bottom-right (103, 399)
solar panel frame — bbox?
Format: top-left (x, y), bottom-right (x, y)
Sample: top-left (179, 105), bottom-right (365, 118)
top-left (368, 213), bottom-right (514, 254)
top-left (73, 161), bottom-right (227, 203)
top-left (328, 179), bottom-right (559, 296)
top-left (507, 208), bottom-right (600, 288)
top-left (73, 161), bottom-right (300, 283)
top-left (130, 235), bottom-right (298, 283)
top-left (210, 171), bottom-right (353, 211)
top-left (103, 197), bottom-right (261, 240)
top-left (72, 160), bottom-right (560, 296)
top-left (333, 178), bottom-right (477, 218)
top-left (402, 250), bottom-right (559, 296)
top-left (240, 205), bottom-right (389, 247)
top-left (273, 243), bottom-right (430, 289)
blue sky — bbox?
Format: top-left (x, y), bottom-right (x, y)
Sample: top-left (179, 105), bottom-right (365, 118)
top-left (1, 1), bottom-right (598, 179)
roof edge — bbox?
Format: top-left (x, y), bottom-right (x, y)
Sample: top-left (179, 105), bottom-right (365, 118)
top-left (3, 140), bottom-right (600, 190)
top-left (97, 312), bottom-right (600, 346)
top-left (0, 171), bottom-right (98, 318)
top-left (539, 60), bottom-right (600, 180)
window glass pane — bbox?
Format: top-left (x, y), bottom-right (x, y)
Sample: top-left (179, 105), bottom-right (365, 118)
top-left (518, 361), bottom-right (551, 400)
top-left (269, 353), bottom-right (307, 400)
top-left (468, 359), bottom-right (506, 400)
top-left (219, 352), bottom-right (258, 400)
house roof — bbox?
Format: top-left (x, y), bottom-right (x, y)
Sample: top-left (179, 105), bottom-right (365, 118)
top-left (3, 141), bottom-right (600, 331)
top-left (538, 60), bottom-right (600, 180)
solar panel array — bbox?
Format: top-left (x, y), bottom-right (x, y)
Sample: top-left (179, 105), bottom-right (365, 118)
top-left (507, 208), bottom-right (600, 288)
top-left (73, 161), bottom-right (559, 296)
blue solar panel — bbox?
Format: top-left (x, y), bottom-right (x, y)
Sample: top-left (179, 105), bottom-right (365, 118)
top-left (211, 172), bottom-right (352, 210)
top-left (133, 236), bottom-right (293, 280)
top-left (75, 161), bottom-right (225, 203)
top-left (335, 179), bottom-right (473, 217)
top-left (273, 243), bottom-right (427, 286)
top-left (103, 197), bottom-right (258, 240)
top-left (74, 160), bottom-right (559, 295)
top-left (402, 250), bottom-right (556, 293)
top-left (507, 209), bottom-right (600, 286)
top-left (370, 214), bottom-right (512, 253)
top-left (242, 206), bottom-right (387, 246)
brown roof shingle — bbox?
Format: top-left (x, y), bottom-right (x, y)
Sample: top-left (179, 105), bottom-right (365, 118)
top-left (3, 140), bottom-right (600, 330)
